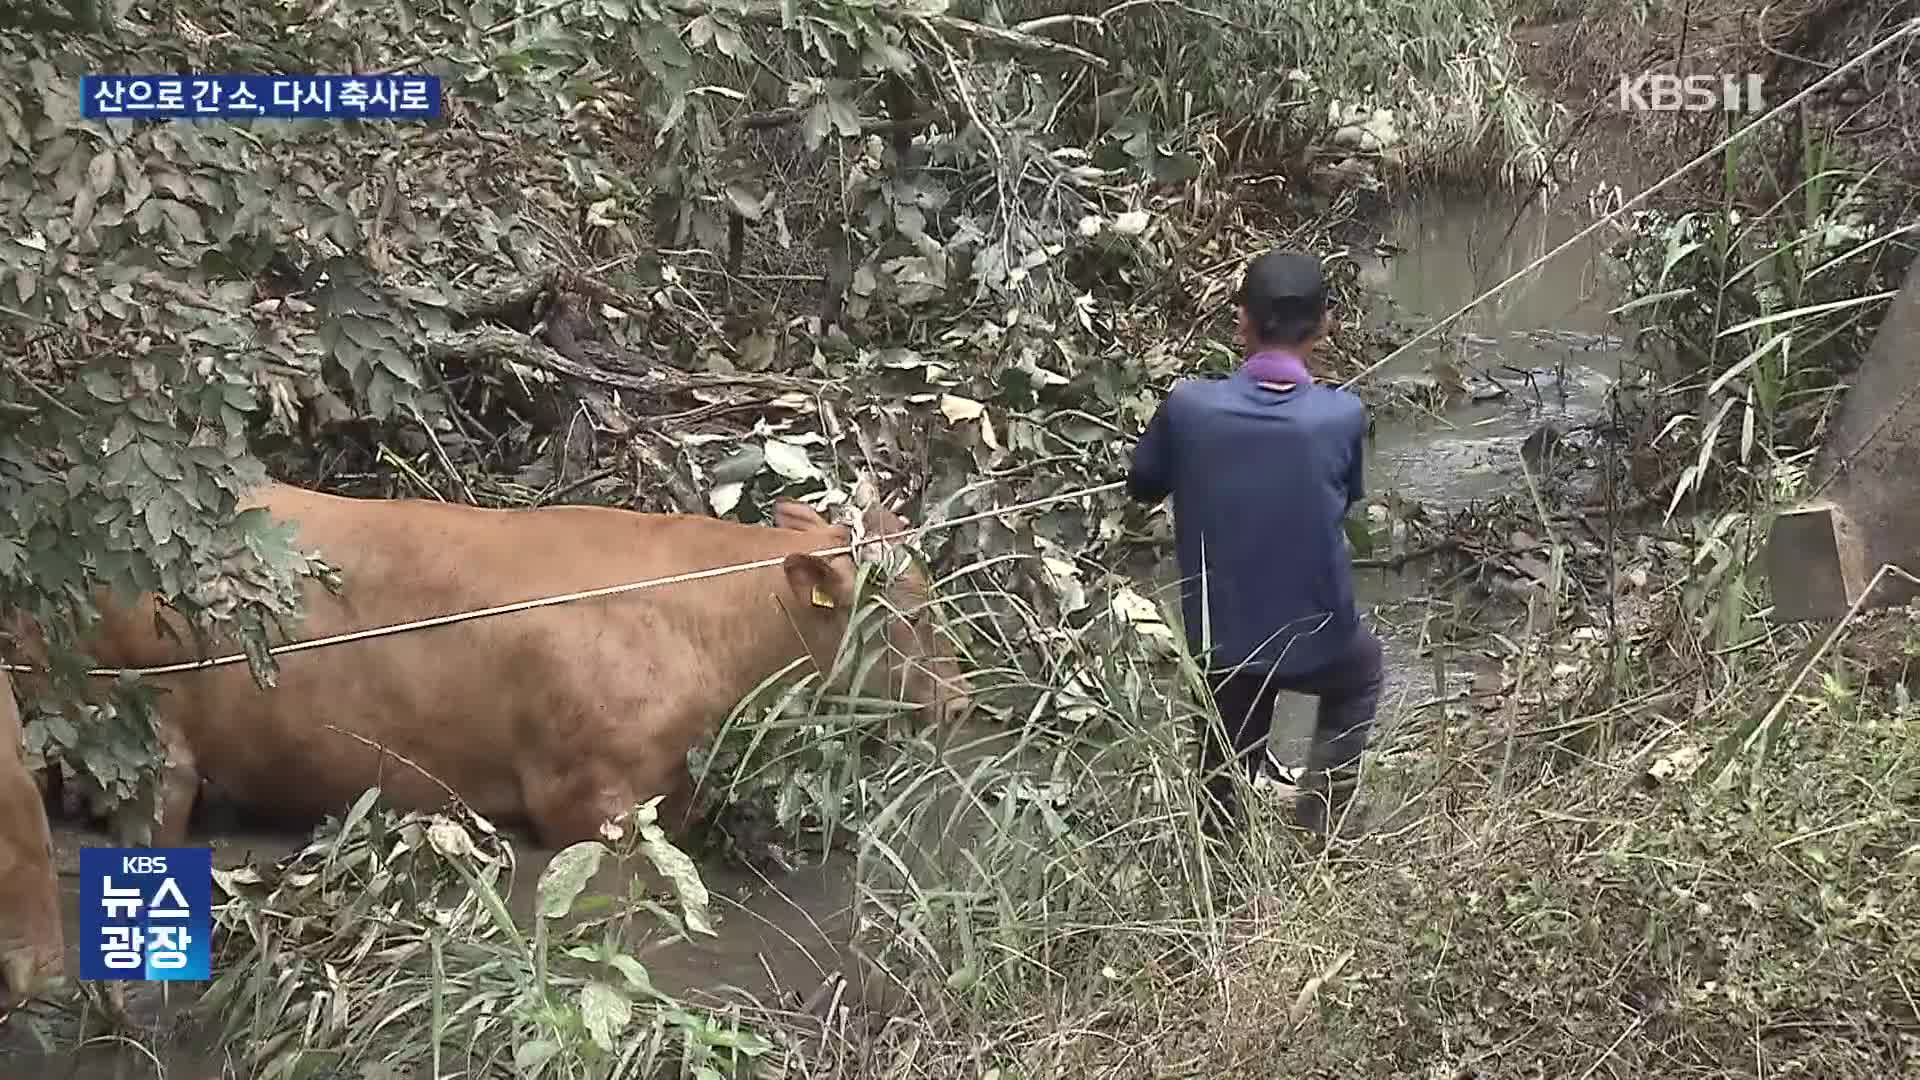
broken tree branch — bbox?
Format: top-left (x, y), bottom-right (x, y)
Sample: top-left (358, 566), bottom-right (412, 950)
top-left (422, 327), bottom-right (819, 399)
top-left (673, 0), bottom-right (1110, 68)
top-left (1352, 540), bottom-right (1458, 571)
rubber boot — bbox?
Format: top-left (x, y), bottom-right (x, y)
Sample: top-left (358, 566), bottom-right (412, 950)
top-left (1293, 760), bottom-right (1363, 841)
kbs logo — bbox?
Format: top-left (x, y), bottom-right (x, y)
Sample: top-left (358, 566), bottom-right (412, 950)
top-left (79, 846), bottom-right (213, 982)
top-left (1617, 73), bottom-right (1766, 113)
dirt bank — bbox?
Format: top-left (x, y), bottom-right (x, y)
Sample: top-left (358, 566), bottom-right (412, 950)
top-left (1515, 1), bottom-right (1920, 202)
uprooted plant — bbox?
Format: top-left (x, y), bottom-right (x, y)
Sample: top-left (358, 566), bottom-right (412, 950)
top-left (200, 790), bottom-right (770, 1080)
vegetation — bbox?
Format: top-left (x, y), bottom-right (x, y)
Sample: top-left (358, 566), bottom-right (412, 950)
top-left (0, 0), bottom-right (1547, 816)
top-left (3, 0), bottom-right (1919, 1077)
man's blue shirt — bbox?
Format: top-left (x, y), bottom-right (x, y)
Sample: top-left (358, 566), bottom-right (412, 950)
top-left (1126, 369), bottom-right (1368, 677)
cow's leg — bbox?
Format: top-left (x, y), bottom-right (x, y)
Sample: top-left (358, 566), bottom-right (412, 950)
top-left (0, 742), bottom-right (63, 1005)
top-left (112, 719), bottom-right (199, 848)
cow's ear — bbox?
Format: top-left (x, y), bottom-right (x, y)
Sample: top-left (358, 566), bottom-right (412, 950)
top-left (771, 500), bottom-right (830, 531)
top-left (783, 553), bottom-right (849, 610)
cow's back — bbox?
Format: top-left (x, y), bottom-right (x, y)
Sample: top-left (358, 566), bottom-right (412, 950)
top-left (0, 670), bottom-right (62, 1003)
top-left (94, 483), bottom-right (816, 834)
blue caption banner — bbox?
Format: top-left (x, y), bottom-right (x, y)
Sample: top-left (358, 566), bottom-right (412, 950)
top-left (80, 74), bottom-right (441, 120)
top-left (79, 847), bottom-right (213, 981)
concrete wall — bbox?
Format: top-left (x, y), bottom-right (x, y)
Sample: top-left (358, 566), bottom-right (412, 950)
top-left (1765, 253), bottom-right (1920, 620)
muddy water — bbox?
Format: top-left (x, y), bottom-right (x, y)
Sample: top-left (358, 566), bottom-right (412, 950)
top-left (1, 193), bottom-right (1634, 1077)
top-left (1189, 191), bottom-right (1633, 768)
top-left (6, 824), bottom-right (867, 1078)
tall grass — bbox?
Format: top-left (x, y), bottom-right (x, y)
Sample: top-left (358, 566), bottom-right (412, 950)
top-left (187, 452), bottom-right (1920, 1079)
top-left (690, 498), bottom-right (1918, 1077)
top-left (1610, 126), bottom-right (1913, 520)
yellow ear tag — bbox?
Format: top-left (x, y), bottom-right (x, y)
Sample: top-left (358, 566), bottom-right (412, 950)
top-left (810, 586), bottom-right (836, 610)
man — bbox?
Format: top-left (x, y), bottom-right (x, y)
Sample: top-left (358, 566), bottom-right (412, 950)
top-left (1126, 249), bottom-right (1384, 840)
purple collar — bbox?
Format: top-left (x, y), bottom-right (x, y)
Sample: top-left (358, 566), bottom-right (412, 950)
top-left (1240, 349), bottom-right (1312, 388)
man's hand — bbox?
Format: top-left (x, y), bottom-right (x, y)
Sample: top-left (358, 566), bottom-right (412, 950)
top-left (1127, 396), bottom-right (1175, 504)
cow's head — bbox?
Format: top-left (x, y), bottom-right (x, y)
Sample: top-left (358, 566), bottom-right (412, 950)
top-left (772, 499), bottom-right (974, 726)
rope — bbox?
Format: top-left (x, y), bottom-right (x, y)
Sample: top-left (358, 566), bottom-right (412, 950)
top-left (1338, 16), bottom-right (1920, 392)
top-left (16, 19), bottom-right (1916, 682)
top-left (1, 481), bottom-right (1127, 679)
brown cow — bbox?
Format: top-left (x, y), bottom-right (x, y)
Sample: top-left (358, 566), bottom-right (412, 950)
top-left (0, 669), bottom-right (63, 1007)
top-left (38, 481), bottom-right (972, 848)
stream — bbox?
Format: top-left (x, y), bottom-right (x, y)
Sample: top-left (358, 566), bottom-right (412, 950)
top-left (1, 192), bottom-right (1634, 1078)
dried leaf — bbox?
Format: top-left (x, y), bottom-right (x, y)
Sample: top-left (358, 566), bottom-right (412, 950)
top-left (1288, 949), bottom-right (1353, 1029)
top-left (425, 818), bottom-right (474, 859)
top-left (939, 393), bottom-right (985, 423)
top-left (708, 481), bottom-right (745, 516)
top-left (86, 150), bottom-right (116, 198)
top-left (1112, 586), bottom-right (1177, 647)
top-left (763, 439), bottom-right (818, 481)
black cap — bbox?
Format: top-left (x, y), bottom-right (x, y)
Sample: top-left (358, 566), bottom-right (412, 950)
top-left (1237, 249), bottom-right (1327, 318)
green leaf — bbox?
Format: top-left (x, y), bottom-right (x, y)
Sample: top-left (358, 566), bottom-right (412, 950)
top-left (1343, 512), bottom-right (1375, 556)
top-left (138, 442), bottom-right (184, 481)
top-left (155, 198), bottom-right (206, 244)
top-left (725, 183), bottom-right (765, 222)
top-left (579, 981), bottom-right (632, 1053)
top-left (609, 954), bottom-right (652, 993)
top-left (712, 22), bottom-right (748, 61)
top-left (639, 823), bottom-right (713, 936)
top-left (335, 787), bottom-right (383, 844)
top-left (143, 496), bottom-right (175, 544)
top-left (513, 1039), bottom-right (561, 1074)
top-left (81, 370), bottom-right (124, 404)
top-left (709, 443), bottom-right (764, 484)
top-left (825, 94), bottom-right (861, 138)
top-left (536, 840), bottom-right (606, 919)
top-left (802, 102), bottom-right (830, 149)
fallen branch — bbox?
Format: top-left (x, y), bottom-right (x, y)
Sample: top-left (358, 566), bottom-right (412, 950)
top-left (422, 327), bottom-right (819, 398)
top-left (449, 269), bottom-right (639, 331)
top-left (325, 725), bottom-right (465, 807)
top-left (1353, 540), bottom-right (1458, 571)
top-left (735, 107), bottom-right (947, 135)
top-left (674, 0), bottom-right (1111, 68)
top-left (632, 434), bottom-right (706, 516)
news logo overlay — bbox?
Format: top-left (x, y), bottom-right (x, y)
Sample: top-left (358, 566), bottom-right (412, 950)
top-left (80, 74), bottom-right (441, 121)
top-left (79, 848), bottom-right (213, 982)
